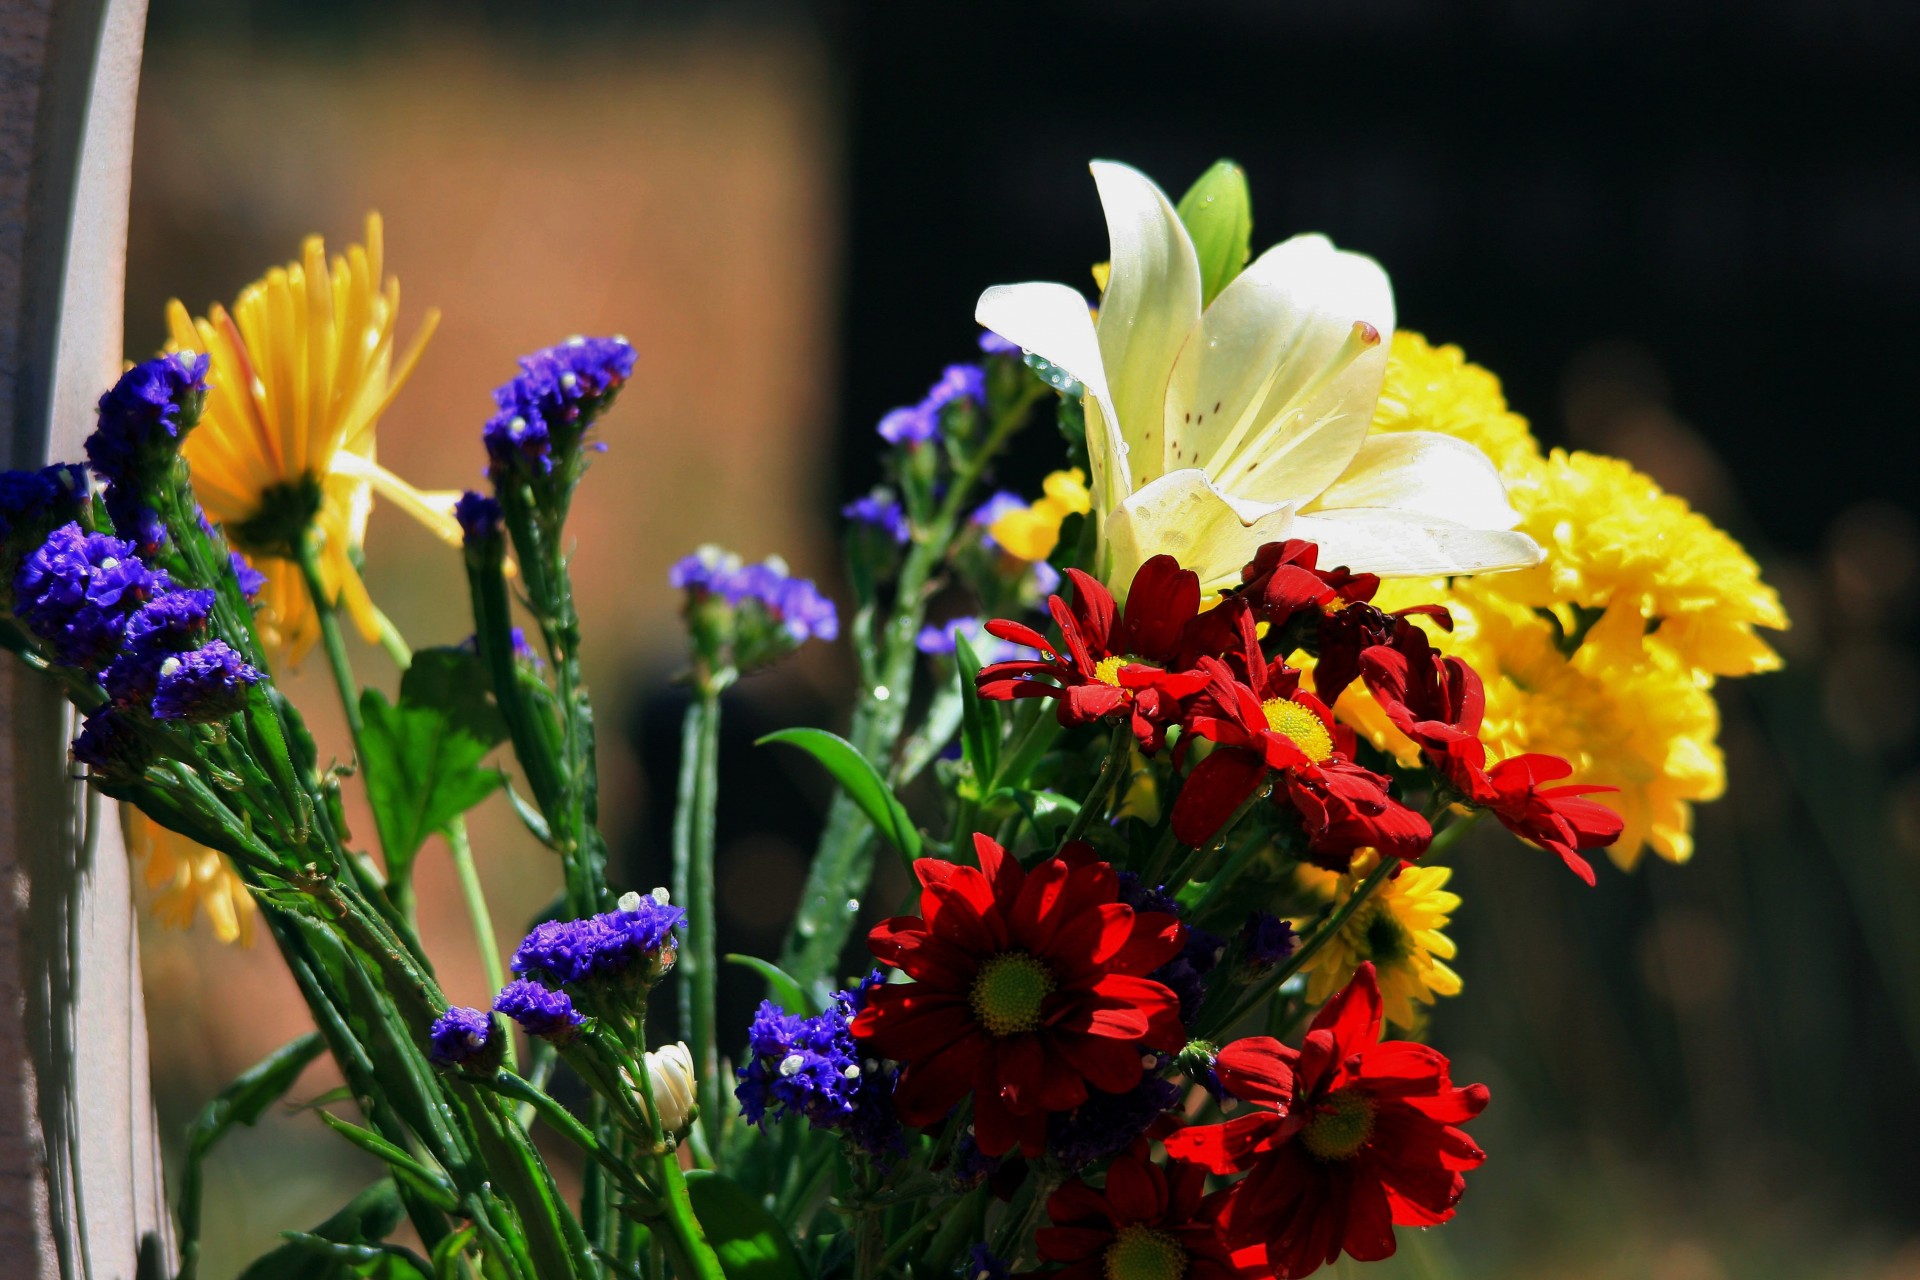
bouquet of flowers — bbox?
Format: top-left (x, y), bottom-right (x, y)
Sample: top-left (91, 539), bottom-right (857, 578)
top-left (0, 159), bottom-right (1785, 1280)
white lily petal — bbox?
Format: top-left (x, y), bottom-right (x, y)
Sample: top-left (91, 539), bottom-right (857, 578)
top-left (976, 281), bottom-right (1129, 513)
top-left (1090, 160), bottom-right (1202, 491)
top-left (1169, 233), bottom-right (1394, 508)
top-left (1303, 431), bottom-right (1520, 529)
top-left (1288, 509), bottom-right (1544, 578)
top-left (1104, 468), bottom-right (1295, 599)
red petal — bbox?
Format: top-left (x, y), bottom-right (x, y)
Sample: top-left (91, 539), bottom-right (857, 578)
top-left (1119, 555), bottom-right (1200, 660)
top-left (1310, 962), bottom-right (1384, 1056)
top-left (1102, 1152), bottom-right (1168, 1223)
top-left (1216, 1037), bottom-right (1299, 1109)
top-left (1161, 1113), bottom-right (1281, 1175)
top-left (891, 1031), bottom-right (987, 1125)
top-left (1172, 748), bottom-right (1269, 846)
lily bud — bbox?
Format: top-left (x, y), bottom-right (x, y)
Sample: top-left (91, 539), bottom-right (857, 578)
top-left (1175, 160), bottom-right (1252, 307)
top-left (644, 1041), bottom-right (698, 1139)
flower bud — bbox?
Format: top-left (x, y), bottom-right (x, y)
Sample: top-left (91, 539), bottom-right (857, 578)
top-left (1175, 160), bottom-right (1251, 307)
top-left (644, 1041), bottom-right (698, 1139)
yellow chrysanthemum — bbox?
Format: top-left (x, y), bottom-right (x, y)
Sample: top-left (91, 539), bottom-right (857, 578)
top-left (1495, 449), bottom-right (1788, 678)
top-left (124, 809), bottom-right (255, 946)
top-left (165, 213), bottom-right (460, 666)
top-left (987, 467), bottom-right (1092, 562)
top-left (1294, 853), bottom-right (1461, 1030)
top-left (1371, 330), bottom-right (1546, 482)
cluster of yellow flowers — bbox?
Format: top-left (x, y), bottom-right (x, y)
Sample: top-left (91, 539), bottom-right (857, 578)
top-left (1292, 333), bottom-right (1786, 1024)
top-left (986, 468), bottom-right (1091, 563)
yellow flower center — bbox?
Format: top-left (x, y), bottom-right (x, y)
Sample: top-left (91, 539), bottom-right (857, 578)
top-left (1095, 654), bottom-right (1155, 688)
top-left (969, 951), bottom-right (1056, 1037)
top-left (1261, 698), bottom-right (1334, 763)
top-left (1302, 1087), bottom-right (1376, 1161)
top-left (1103, 1226), bottom-right (1187, 1280)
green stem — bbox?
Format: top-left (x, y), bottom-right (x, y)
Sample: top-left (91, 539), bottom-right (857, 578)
top-left (780, 380), bottom-right (1044, 1001)
top-left (295, 535), bottom-right (366, 746)
top-left (1208, 854), bottom-right (1404, 1036)
top-left (1175, 782), bottom-right (1275, 904)
top-left (629, 1005), bottom-right (728, 1280)
top-left (671, 677), bottom-right (728, 1158)
top-left (1058, 724), bottom-right (1131, 847)
top-left (447, 818), bottom-right (515, 1072)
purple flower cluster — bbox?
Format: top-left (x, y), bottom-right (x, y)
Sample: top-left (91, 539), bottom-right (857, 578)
top-left (70, 706), bottom-right (149, 776)
top-left (670, 547), bottom-right (838, 648)
top-left (510, 891), bottom-right (685, 988)
top-left (735, 971), bottom-right (900, 1158)
top-left (150, 642), bottom-right (259, 722)
top-left (428, 1006), bottom-right (501, 1069)
top-left (87, 353), bottom-right (210, 554)
top-left (454, 490), bottom-right (503, 547)
top-left (964, 1244), bottom-right (1011, 1280)
top-left (14, 524), bottom-right (170, 668)
top-left (841, 493), bottom-right (909, 546)
top-left (493, 979), bottom-right (585, 1042)
top-left (483, 336), bottom-right (635, 479)
top-left (0, 466), bottom-right (88, 561)
top-left (103, 589), bottom-right (214, 702)
top-left (877, 362), bottom-right (987, 447)
top-left (1240, 911), bottom-right (1298, 970)
top-left (1116, 872), bottom-right (1221, 1024)
top-left (1046, 1076), bottom-right (1181, 1172)
top-left (978, 329), bottom-right (1020, 356)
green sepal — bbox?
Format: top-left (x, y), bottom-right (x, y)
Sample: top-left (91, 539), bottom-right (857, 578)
top-left (1176, 160), bottom-right (1252, 307)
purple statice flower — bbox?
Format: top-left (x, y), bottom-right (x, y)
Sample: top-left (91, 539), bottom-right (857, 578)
top-left (14, 523), bottom-right (169, 669)
top-left (103, 590), bottom-right (215, 703)
top-left (510, 891), bottom-right (685, 988)
top-left (70, 706), bottom-right (150, 777)
top-left (970, 491), bottom-right (1026, 530)
top-left (767, 574), bottom-right (839, 645)
top-left (485, 336), bottom-right (635, 478)
top-left (914, 616), bottom-right (1017, 666)
top-left (945, 1133), bottom-right (999, 1191)
top-left (876, 362), bottom-right (987, 447)
top-left (669, 545), bottom-right (737, 594)
top-left (229, 552), bottom-right (266, 600)
top-left (85, 352), bottom-right (209, 486)
top-left (841, 493), bottom-right (909, 546)
top-left (1115, 872), bottom-right (1220, 1024)
top-left (454, 490), bottom-right (503, 547)
top-left (963, 1244), bottom-right (1010, 1280)
top-left (493, 979), bottom-right (585, 1043)
top-left (977, 329), bottom-right (1020, 356)
top-left (0, 467), bottom-right (91, 583)
top-left (1241, 912), bottom-right (1298, 971)
top-left (1029, 558), bottom-right (1061, 597)
top-left (1046, 1075), bottom-right (1181, 1172)
top-left (736, 971), bottom-right (900, 1158)
top-left (427, 1006), bottom-right (501, 1069)
top-left (151, 640), bottom-right (262, 722)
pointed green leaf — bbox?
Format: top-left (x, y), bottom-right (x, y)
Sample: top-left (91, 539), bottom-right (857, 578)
top-left (725, 954), bottom-right (817, 1015)
top-left (359, 688), bottom-right (505, 883)
top-left (684, 1171), bottom-right (807, 1280)
top-left (757, 727), bottom-right (921, 861)
top-left (399, 646), bottom-right (508, 746)
top-left (1177, 160), bottom-right (1252, 307)
top-left (953, 632), bottom-right (1000, 787)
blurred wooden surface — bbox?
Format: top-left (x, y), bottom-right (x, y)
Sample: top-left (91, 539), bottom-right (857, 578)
top-left (0, 0), bottom-right (169, 1275)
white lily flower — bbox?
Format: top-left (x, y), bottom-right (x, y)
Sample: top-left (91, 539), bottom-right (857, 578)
top-left (977, 161), bottom-right (1542, 597)
top-left (642, 1041), bottom-right (698, 1138)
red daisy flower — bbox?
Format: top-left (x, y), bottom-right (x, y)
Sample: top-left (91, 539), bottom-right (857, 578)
top-left (1172, 659), bottom-right (1431, 868)
top-left (977, 555), bottom-right (1213, 752)
top-left (1163, 964), bottom-right (1489, 1279)
top-left (850, 835), bottom-right (1187, 1157)
top-left (1358, 624), bottom-right (1623, 884)
top-left (1035, 1147), bottom-right (1258, 1280)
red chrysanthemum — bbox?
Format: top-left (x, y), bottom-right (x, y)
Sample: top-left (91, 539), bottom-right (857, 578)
top-left (977, 555), bottom-right (1212, 752)
top-left (1172, 658), bottom-right (1431, 868)
top-left (1035, 1147), bottom-right (1258, 1280)
top-left (1163, 964), bottom-right (1489, 1279)
top-left (850, 835), bottom-right (1187, 1157)
top-left (1358, 622), bottom-right (1623, 884)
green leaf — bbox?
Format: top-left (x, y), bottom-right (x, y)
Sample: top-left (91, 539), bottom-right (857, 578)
top-left (358, 687), bottom-right (505, 883)
top-left (1008, 789), bottom-right (1081, 843)
top-left (953, 632), bottom-right (1000, 787)
top-left (315, 1111), bottom-right (460, 1213)
top-left (757, 728), bottom-right (921, 862)
top-left (399, 646), bottom-right (509, 747)
top-left (725, 954), bottom-right (817, 1015)
top-left (235, 1181), bottom-right (410, 1280)
top-left (1177, 160), bottom-right (1252, 308)
top-left (684, 1171), bottom-right (807, 1280)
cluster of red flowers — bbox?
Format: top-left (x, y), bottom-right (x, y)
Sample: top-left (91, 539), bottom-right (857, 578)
top-left (852, 836), bottom-right (1488, 1276)
top-left (977, 539), bottom-right (1625, 877)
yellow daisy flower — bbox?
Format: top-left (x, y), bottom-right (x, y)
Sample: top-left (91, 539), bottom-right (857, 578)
top-left (1370, 330), bottom-right (1546, 482)
top-left (165, 212), bottom-right (460, 666)
top-left (1294, 853), bottom-right (1461, 1030)
top-left (125, 809), bottom-right (256, 946)
top-left (986, 467), bottom-right (1092, 563)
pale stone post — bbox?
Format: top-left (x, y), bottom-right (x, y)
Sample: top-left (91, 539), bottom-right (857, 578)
top-left (0, 1), bottom-right (171, 1276)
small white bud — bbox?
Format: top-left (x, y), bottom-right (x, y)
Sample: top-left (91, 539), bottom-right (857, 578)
top-left (643, 1041), bottom-right (698, 1139)
top-left (778, 1053), bottom-right (807, 1078)
top-left (651, 887), bottom-right (672, 905)
top-left (842, 1064), bottom-right (861, 1079)
top-left (616, 890), bottom-right (643, 913)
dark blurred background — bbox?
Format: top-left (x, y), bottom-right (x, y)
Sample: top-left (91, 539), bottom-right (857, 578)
top-left (126, 3), bottom-right (1920, 1276)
